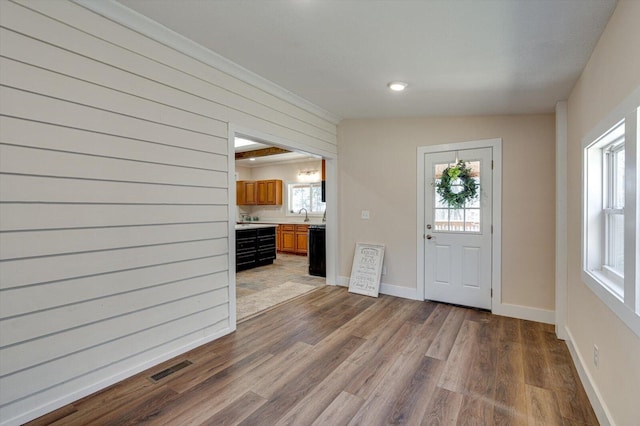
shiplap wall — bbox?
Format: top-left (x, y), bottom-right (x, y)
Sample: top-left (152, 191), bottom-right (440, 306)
top-left (0, 0), bottom-right (337, 424)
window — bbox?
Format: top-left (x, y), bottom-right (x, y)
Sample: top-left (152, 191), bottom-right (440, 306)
top-left (604, 140), bottom-right (625, 280)
top-left (287, 182), bottom-right (325, 215)
top-left (585, 121), bottom-right (625, 297)
top-left (583, 98), bottom-right (639, 337)
top-left (434, 160), bottom-right (481, 232)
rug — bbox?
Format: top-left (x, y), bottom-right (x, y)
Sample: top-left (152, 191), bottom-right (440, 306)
top-left (237, 281), bottom-right (318, 321)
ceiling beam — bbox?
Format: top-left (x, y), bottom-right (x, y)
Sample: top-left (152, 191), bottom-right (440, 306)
top-left (235, 147), bottom-right (290, 160)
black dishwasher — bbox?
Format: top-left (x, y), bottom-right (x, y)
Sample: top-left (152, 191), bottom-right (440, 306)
top-left (308, 224), bottom-right (326, 277)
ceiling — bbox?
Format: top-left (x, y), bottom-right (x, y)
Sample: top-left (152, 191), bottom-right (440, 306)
top-left (118, 0), bottom-right (617, 119)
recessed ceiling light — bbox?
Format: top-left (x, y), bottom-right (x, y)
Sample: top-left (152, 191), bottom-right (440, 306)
top-left (388, 82), bottom-right (408, 92)
top-left (249, 158), bottom-right (256, 161)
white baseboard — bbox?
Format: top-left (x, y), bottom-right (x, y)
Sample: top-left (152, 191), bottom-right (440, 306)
top-left (337, 277), bottom-right (555, 323)
top-left (564, 326), bottom-right (612, 426)
top-left (7, 326), bottom-right (234, 426)
top-left (492, 302), bottom-right (555, 324)
top-left (337, 276), bottom-right (419, 300)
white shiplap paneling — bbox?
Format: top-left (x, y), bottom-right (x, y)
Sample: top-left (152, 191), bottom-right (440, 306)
top-left (0, 204), bottom-right (228, 231)
top-left (0, 115), bottom-right (229, 169)
top-left (0, 0), bottom-right (337, 424)
top-left (1, 258), bottom-right (230, 318)
top-left (1, 239), bottom-right (228, 290)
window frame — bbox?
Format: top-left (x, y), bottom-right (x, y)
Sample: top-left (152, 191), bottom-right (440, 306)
top-left (285, 181), bottom-right (326, 217)
top-left (582, 90), bottom-right (640, 338)
top-left (600, 124), bottom-right (625, 296)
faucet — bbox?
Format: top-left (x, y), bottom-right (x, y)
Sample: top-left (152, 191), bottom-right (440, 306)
top-left (298, 208), bottom-right (309, 222)
top-left (322, 209), bottom-right (326, 223)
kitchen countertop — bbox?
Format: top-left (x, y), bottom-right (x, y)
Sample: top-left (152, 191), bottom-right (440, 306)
top-left (238, 220), bottom-right (325, 226)
top-left (234, 223), bottom-right (278, 230)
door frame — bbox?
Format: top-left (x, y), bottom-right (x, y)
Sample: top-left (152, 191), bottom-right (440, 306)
top-left (227, 124), bottom-right (339, 328)
top-left (416, 138), bottom-right (502, 309)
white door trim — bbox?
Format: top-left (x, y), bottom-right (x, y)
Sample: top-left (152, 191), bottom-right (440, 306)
top-left (417, 138), bottom-right (502, 309)
top-left (228, 124), bottom-right (339, 330)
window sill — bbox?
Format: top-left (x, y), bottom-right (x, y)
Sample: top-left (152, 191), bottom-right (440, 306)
top-left (587, 269), bottom-right (624, 301)
top-left (582, 270), bottom-right (640, 338)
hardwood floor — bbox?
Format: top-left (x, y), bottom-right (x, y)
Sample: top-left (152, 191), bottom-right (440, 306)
top-left (29, 287), bottom-right (598, 425)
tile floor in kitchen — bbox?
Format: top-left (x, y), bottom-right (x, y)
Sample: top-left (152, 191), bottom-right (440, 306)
top-left (236, 253), bottom-right (326, 321)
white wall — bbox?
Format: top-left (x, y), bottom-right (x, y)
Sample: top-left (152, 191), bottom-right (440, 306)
top-left (565, 0), bottom-right (640, 424)
top-left (0, 1), bottom-right (336, 424)
top-left (338, 115), bottom-right (556, 315)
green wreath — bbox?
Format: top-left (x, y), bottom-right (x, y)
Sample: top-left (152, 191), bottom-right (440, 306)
top-left (436, 160), bottom-right (478, 209)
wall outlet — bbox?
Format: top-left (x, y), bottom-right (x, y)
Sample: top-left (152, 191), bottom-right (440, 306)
top-left (593, 344), bottom-right (599, 368)
top-left (361, 210), bottom-right (370, 219)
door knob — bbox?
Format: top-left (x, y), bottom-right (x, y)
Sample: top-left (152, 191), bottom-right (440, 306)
top-left (426, 234), bottom-right (433, 240)
top-left (426, 224), bottom-right (432, 229)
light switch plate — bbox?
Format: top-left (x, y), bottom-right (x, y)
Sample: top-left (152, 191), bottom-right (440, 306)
top-left (361, 210), bottom-right (370, 219)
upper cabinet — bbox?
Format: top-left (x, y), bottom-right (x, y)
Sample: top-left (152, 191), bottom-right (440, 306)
top-left (237, 179), bottom-right (282, 205)
top-left (236, 180), bottom-right (258, 205)
top-left (257, 179), bottom-right (283, 205)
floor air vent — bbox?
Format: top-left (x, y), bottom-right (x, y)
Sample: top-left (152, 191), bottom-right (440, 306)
top-left (150, 360), bottom-right (193, 382)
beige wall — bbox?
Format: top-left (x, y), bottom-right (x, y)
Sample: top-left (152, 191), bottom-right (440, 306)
top-left (566, 0), bottom-right (640, 424)
top-left (236, 165), bottom-right (253, 181)
top-left (338, 114), bottom-right (556, 310)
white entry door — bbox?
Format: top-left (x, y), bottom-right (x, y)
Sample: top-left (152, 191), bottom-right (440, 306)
top-left (424, 147), bottom-right (493, 309)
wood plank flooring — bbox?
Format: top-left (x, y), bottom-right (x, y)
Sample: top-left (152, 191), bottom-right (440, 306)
top-left (29, 287), bottom-right (598, 425)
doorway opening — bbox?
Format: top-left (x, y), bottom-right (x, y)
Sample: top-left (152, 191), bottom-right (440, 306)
top-left (227, 126), bottom-right (337, 324)
top-left (417, 139), bottom-right (502, 310)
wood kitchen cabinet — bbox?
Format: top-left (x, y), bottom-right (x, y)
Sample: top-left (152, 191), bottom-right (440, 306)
top-left (279, 224), bottom-right (295, 253)
top-left (278, 224), bottom-right (308, 255)
top-left (296, 226), bottom-right (308, 255)
top-left (257, 180), bottom-right (282, 205)
top-left (237, 179), bottom-right (282, 205)
top-left (236, 180), bottom-right (257, 205)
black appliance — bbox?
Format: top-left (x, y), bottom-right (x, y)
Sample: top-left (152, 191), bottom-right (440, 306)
top-left (308, 224), bottom-right (326, 277)
top-left (236, 227), bottom-right (276, 272)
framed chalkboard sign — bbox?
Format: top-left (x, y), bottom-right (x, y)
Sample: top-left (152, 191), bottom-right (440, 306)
top-left (348, 243), bottom-right (385, 297)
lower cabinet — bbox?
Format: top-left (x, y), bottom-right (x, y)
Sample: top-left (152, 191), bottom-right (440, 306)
top-left (296, 229), bottom-right (308, 255)
top-left (280, 225), bottom-right (295, 253)
top-left (257, 228), bottom-right (277, 264)
top-left (236, 229), bottom-right (257, 271)
top-left (278, 224), bottom-right (309, 255)
top-left (236, 227), bottom-right (276, 272)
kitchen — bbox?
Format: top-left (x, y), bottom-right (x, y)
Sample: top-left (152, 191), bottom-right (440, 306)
top-left (234, 136), bottom-right (327, 320)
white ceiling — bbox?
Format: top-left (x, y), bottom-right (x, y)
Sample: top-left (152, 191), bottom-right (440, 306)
top-left (118, 0), bottom-right (617, 119)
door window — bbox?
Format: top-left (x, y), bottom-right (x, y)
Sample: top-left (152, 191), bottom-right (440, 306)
top-left (433, 160), bottom-right (481, 232)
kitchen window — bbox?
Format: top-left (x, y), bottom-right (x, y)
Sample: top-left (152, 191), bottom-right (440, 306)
top-left (287, 182), bottom-right (325, 215)
top-left (582, 97), bottom-right (639, 337)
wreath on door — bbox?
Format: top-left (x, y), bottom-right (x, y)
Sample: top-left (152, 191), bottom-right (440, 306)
top-left (436, 160), bottom-right (478, 209)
